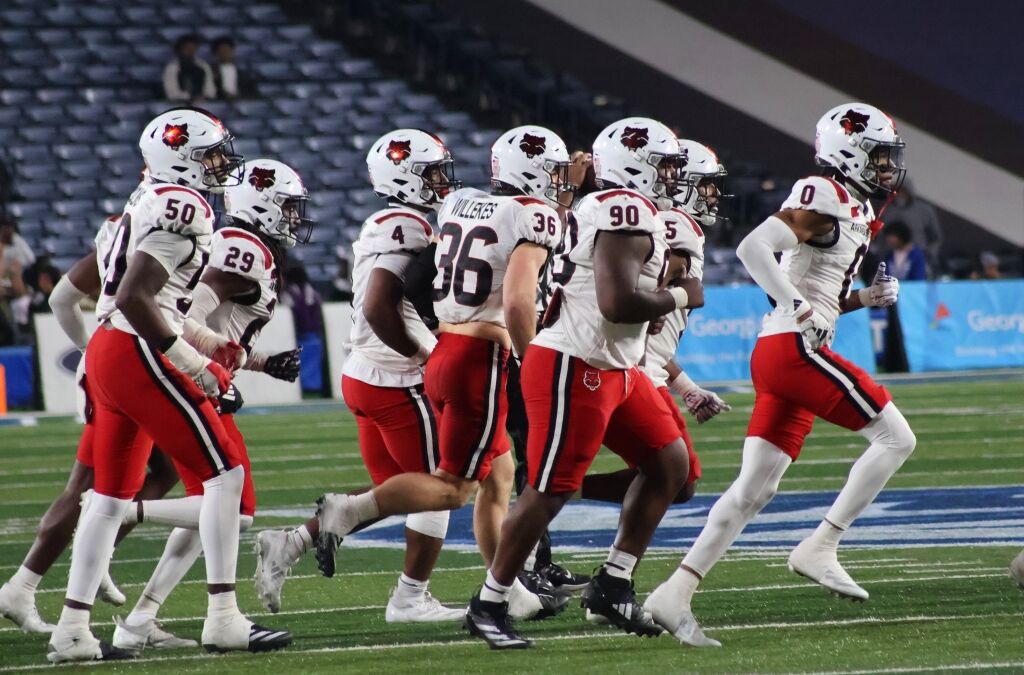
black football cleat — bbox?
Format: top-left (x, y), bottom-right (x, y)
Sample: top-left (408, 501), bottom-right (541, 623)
top-left (314, 495), bottom-right (342, 578)
top-left (580, 568), bottom-right (664, 638)
top-left (517, 570), bottom-right (570, 620)
top-left (536, 562), bottom-right (591, 595)
top-left (464, 594), bottom-right (532, 650)
top-left (203, 622), bottom-right (293, 654)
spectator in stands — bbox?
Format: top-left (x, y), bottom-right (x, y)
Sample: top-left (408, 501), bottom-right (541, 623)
top-left (971, 251), bottom-right (1002, 280)
top-left (210, 36), bottom-right (254, 100)
top-left (163, 34), bottom-right (216, 103)
top-left (883, 221), bottom-right (928, 281)
top-left (23, 255), bottom-right (61, 318)
top-left (0, 218), bottom-right (36, 270)
top-left (0, 244), bottom-right (26, 346)
top-left (883, 178), bottom-right (943, 273)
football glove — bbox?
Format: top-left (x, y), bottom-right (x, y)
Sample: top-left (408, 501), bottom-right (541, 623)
top-left (683, 388), bottom-right (732, 424)
top-left (195, 361), bottom-right (232, 398)
top-left (858, 262), bottom-right (900, 308)
top-left (265, 347), bottom-right (302, 382)
top-left (798, 309), bottom-right (835, 351)
top-left (217, 382), bottom-right (244, 415)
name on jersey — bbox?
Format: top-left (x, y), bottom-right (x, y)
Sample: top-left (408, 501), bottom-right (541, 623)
top-left (450, 198), bottom-right (497, 220)
top-left (849, 220), bottom-right (870, 238)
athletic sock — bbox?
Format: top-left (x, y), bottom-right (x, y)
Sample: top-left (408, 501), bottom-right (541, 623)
top-left (127, 528), bottom-right (203, 628)
top-left (199, 466), bottom-right (243, 587)
top-left (57, 606), bottom-right (90, 632)
top-left (11, 565), bottom-right (42, 594)
top-left (394, 573), bottom-right (427, 602)
top-left (65, 493), bottom-right (131, 606)
top-left (479, 570), bottom-right (512, 604)
top-left (664, 566), bottom-right (700, 611)
top-left (143, 496), bottom-right (204, 530)
top-left (290, 525), bottom-right (314, 557)
top-left (351, 492), bottom-right (380, 524)
top-left (604, 546), bottom-right (637, 580)
top-left (207, 590), bottom-right (240, 622)
top-left (807, 519), bottom-right (845, 550)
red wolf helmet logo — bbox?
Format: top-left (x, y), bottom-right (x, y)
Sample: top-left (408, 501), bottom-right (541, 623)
top-left (839, 110), bottom-right (871, 135)
top-left (386, 139), bottom-right (412, 165)
top-left (249, 167), bottom-right (276, 191)
top-left (161, 123), bottom-right (189, 149)
top-left (519, 133), bottom-right (546, 158)
top-left (620, 127), bottom-right (649, 150)
top-left (582, 369), bottom-right (601, 391)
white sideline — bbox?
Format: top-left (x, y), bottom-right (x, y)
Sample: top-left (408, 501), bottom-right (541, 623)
top-left (1, 611), bottom-right (1020, 671)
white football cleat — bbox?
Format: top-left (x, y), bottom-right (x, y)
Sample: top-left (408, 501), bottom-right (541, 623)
top-left (1009, 549), bottom-right (1024, 589)
top-left (788, 538), bottom-right (869, 601)
top-left (0, 581), bottom-right (55, 633)
top-left (112, 615), bottom-right (198, 653)
top-left (643, 583), bottom-right (721, 648)
top-left (97, 570), bottom-right (126, 606)
top-left (507, 577), bottom-right (543, 620)
top-left (385, 589), bottom-right (465, 623)
top-left (47, 625), bottom-right (133, 663)
top-left (255, 530), bottom-right (302, 613)
top-left (202, 612), bottom-right (292, 653)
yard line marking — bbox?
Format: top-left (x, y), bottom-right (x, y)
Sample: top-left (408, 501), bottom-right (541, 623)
top-left (764, 560), bottom-right (981, 570)
top-left (699, 572), bottom-right (1006, 594)
top-left (808, 661), bottom-right (1024, 674)
top-left (2, 611), bottom-right (1019, 670)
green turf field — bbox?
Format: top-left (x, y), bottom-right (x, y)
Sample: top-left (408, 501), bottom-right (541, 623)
top-left (1, 378), bottom-right (1023, 673)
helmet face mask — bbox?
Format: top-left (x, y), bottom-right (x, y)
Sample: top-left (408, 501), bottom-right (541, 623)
top-left (224, 159), bottom-right (313, 249)
top-left (490, 125), bottom-right (572, 208)
top-left (412, 156), bottom-right (461, 205)
top-left (861, 141), bottom-right (906, 197)
top-left (195, 137), bottom-right (244, 192)
top-left (672, 139), bottom-right (730, 226)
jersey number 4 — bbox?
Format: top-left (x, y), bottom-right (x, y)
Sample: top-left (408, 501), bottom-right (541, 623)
top-left (432, 222), bottom-right (497, 307)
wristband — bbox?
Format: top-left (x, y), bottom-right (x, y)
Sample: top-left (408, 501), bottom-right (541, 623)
top-left (245, 350), bottom-right (268, 372)
top-left (857, 287), bottom-right (875, 307)
top-left (668, 287), bottom-right (689, 310)
top-left (162, 335), bottom-right (210, 377)
top-left (669, 369), bottom-right (697, 396)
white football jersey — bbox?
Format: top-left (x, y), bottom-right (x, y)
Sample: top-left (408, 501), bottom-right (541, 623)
top-left (760, 176), bottom-right (875, 338)
top-left (641, 208), bottom-right (706, 388)
top-left (93, 214), bottom-right (122, 281)
top-left (203, 226), bottom-right (280, 353)
top-left (432, 187), bottom-right (560, 327)
top-left (345, 206), bottom-right (437, 388)
top-left (534, 188), bottom-right (668, 370)
top-left (96, 182), bottom-right (214, 336)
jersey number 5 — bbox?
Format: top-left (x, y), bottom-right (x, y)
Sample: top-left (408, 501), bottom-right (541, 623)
top-left (432, 222), bottom-right (497, 307)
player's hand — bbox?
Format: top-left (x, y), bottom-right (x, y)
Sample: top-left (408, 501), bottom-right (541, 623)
top-left (648, 315), bottom-right (667, 335)
top-left (195, 361), bottom-right (232, 398)
top-left (265, 347), bottom-right (302, 382)
top-left (682, 387), bottom-right (732, 424)
top-left (217, 382), bottom-right (244, 415)
top-left (858, 262), bottom-right (900, 308)
top-left (212, 340), bottom-right (247, 372)
top-left (797, 308), bottom-right (834, 351)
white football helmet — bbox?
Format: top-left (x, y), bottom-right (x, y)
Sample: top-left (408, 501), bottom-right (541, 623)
top-left (367, 129), bottom-right (459, 210)
top-left (490, 125), bottom-right (572, 208)
top-left (139, 107), bottom-right (243, 193)
top-left (592, 117), bottom-right (683, 208)
top-left (675, 139), bottom-right (728, 226)
top-left (224, 159), bottom-right (312, 248)
top-left (815, 103), bottom-right (906, 198)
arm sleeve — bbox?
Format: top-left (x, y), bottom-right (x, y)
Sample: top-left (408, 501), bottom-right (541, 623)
top-left (736, 216), bottom-right (807, 314)
top-left (186, 281), bottom-right (222, 325)
top-left (49, 275), bottom-right (90, 350)
top-left (137, 229), bottom-right (196, 275)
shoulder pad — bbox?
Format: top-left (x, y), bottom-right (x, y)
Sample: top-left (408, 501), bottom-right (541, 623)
top-left (589, 188), bottom-right (660, 233)
top-left (137, 184), bottom-right (215, 236)
top-left (359, 208), bottom-right (432, 255)
top-left (781, 176), bottom-right (850, 219)
top-left (510, 198), bottom-right (561, 251)
top-left (210, 227), bottom-right (273, 281)
top-left (661, 209), bottom-right (704, 256)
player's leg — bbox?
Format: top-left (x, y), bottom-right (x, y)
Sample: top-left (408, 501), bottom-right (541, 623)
top-left (111, 334), bottom-right (288, 653)
top-left (786, 343), bottom-right (914, 598)
top-left (582, 375), bottom-right (688, 636)
top-left (466, 348), bottom-right (618, 648)
top-left (1010, 549), bottom-right (1024, 589)
top-left (474, 450), bottom-right (513, 568)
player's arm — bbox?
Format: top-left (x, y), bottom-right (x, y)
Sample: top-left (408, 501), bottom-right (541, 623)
top-left (594, 231), bottom-right (703, 323)
top-left (364, 263), bottom-right (429, 363)
top-left (49, 251), bottom-right (100, 351)
top-left (181, 267), bottom-right (253, 371)
top-left (664, 360), bottom-right (731, 423)
top-left (503, 242), bottom-right (549, 357)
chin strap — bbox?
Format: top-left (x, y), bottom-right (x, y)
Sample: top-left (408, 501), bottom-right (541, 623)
top-left (868, 190), bottom-right (899, 240)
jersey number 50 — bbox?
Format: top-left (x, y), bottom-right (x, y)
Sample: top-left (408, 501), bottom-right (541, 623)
top-left (432, 222), bottom-right (497, 307)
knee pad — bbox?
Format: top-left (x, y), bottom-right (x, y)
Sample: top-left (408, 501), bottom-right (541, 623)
top-left (89, 492), bottom-right (133, 518)
top-left (863, 404), bottom-right (917, 460)
top-left (203, 465), bottom-right (245, 494)
top-left (406, 510), bottom-right (449, 539)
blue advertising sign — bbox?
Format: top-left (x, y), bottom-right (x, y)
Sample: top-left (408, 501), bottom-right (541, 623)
top-left (897, 280), bottom-right (1024, 372)
top-left (675, 285), bottom-right (875, 381)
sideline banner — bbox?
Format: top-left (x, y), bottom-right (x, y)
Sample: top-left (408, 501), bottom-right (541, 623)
top-left (34, 309), bottom-right (301, 414)
top-left (322, 302), bottom-right (354, 401)
top-left (897, 280), bottom-right (1024, 372)
top-left (675, 285), bottom-right (876, 382)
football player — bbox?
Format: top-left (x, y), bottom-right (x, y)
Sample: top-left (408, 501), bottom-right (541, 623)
top-left (313, 125), bottom-right (572, 619)
top-left (464, 117), bottom-right (703, 649)
top-left (0, 214), bottom-right (178, 634)
top-left (106, 158), bottom-right (308, 652)
top-left (254, 132), bottom-right (468, 623)
top-left (585, 140), bottom-right (731, 508)
top-left (645, 103), bottom-right (914, 647)
top-left (47, 108), bottom-right (290, 662)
